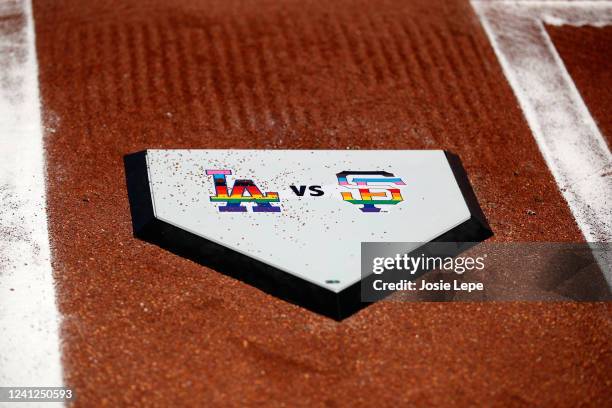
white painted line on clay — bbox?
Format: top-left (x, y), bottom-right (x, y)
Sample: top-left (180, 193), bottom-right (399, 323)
top-left (472, 0), bottom-right (612, 284)
top-left (0, 0), bottom-right (64, 403)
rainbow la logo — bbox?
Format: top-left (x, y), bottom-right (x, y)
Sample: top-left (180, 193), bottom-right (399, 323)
top-left (206, 169), bottom-right (405, 213)
top-left (206, 170), bottom-right (281, 212)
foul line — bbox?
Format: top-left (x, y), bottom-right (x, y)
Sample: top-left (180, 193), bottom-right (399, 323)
top-left (471, 0), bottom-right (612, 284)
top-left (0, 0), bottom-right (64, 400)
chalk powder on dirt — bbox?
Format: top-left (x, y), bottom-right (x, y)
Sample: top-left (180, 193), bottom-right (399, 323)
top-left (0, 0), bottom-right (64, 396)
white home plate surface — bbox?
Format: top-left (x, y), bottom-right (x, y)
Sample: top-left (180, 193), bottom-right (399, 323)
top-left (125, 150), bottom-right (491, 319)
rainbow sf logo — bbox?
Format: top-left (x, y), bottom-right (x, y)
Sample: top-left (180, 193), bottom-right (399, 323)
top-left (206, 170), bottom-right (281, 212)
top-left (337, 171), bottom-right (405, 212)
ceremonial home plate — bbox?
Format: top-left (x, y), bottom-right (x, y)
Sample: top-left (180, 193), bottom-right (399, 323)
top-left (125, 150), bottom-right (491, 319)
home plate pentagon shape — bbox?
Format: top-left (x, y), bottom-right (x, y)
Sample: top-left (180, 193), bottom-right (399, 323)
top-left (124, 150), bottom-right (492, 319)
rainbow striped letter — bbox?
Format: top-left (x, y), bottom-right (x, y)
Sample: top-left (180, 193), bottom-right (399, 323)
top-left (206, 170), bottom-right (281, 213)
top-left (337, 171), bottom-right (405, 213)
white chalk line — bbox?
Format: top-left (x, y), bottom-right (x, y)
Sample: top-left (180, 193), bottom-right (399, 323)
top-left (0, 0), bottom-right (64, 406)
top-left (472, 0), bottom-right (612, 285)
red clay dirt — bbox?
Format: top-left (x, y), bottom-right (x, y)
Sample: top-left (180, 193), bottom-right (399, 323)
top-left (33, 0), bottom-right (610, 406)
